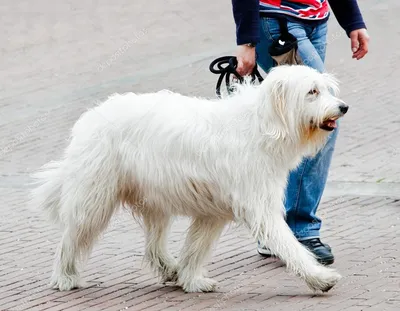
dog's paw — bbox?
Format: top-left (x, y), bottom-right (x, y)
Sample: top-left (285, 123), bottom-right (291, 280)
top-left (50, 274), bottom-right (81, 291)
top-left (305, 267), bottom-right (342, 293)
top-left (181, 277), bottom-right (218, 293)
top-left (161, 267), bottom-right (178, 284)
top-left (200, 267), bottom-right (209, 277)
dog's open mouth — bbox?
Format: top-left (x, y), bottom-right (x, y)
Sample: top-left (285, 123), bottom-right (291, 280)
top-left (319, 117), bottom-right (339, 131)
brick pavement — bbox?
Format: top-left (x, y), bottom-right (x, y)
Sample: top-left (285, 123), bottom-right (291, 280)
top-left (1, 0), bottom-right (399, 310)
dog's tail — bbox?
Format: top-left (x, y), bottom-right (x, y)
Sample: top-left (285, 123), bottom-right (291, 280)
top-left (29, 160), bottom-right (64, 226)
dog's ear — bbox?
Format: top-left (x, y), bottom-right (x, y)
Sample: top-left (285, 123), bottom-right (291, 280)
top-left (262, 79), bottom-right (290, 140)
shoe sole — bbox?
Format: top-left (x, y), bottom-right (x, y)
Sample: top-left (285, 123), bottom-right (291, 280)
top-left (257, 247), bottom-right (274, 257)
top-left (258, 247), bottom-right (334, 266)
top-left (318, 256), bottom-right (334, 266)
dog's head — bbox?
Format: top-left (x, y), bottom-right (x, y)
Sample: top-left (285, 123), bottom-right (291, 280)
top-left (260, 65), bottom-right (348, 154)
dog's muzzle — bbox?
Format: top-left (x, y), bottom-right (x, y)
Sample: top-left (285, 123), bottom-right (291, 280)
top-left (319, 104), bottom-right (349, 131)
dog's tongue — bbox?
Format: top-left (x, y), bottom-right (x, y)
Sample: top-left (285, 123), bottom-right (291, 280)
top-left (323, 119), bottom-right (337, 128)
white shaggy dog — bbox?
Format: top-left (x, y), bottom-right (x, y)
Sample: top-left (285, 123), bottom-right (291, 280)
top-left (30, 65), bottom-right (348, 294)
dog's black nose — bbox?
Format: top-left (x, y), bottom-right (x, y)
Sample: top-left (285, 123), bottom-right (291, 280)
top-left (339, 105), bottom-right (349, 114)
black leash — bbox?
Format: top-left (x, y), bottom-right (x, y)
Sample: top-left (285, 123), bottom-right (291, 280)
top-left (209, 56), bottom-right (264, 98)
top-left (209, 18), bottom-right (298, 98)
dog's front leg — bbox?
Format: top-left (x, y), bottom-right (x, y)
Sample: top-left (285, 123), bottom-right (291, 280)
top-left (247, 198), bottom-right (341, 293)
top-left (177, 216), bottom-right (226, 293)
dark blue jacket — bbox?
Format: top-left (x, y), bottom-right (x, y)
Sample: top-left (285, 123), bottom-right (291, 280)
top-left (232, 0), bottom-right (367, 45)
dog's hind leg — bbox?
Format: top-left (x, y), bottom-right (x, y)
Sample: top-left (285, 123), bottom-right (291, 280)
top-left (176, 217), bottom-right (226, 293)
top-left (142, 210), bottom-right (177, 283)
top-left (50, 178), bottom-right (118, 291)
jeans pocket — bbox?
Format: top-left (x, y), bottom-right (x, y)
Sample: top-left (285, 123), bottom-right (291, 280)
top-left (262, 17), bottom-right (282, 41)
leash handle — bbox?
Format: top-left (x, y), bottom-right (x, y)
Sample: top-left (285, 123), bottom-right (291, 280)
top-left (277, 17), bottom-right (290, 35)
top-left (209, 56), bottom-right (264, 98)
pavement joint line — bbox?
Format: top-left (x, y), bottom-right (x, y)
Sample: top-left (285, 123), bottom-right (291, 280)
top-left (324, 181), bottom-right (400, 198)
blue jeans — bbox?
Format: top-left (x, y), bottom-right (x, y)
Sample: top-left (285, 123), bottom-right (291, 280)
top-left (256, 17), bottom-right (339, 240)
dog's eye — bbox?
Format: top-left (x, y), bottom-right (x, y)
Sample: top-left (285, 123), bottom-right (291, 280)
top-left (308, 89), bottom-right (319, 95)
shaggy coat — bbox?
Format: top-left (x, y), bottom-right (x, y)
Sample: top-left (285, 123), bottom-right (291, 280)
top-left (30, 65), bottom-right (348, 294)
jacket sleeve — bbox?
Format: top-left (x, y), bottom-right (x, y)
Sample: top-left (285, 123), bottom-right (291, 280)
top-left (328, 0), bottom-right (367, 37)
top-left (231, 0), bottom-right (260, 45)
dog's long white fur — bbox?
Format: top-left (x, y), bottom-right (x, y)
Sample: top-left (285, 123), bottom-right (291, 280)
top-left (30, 65), bottom-right (346, 293)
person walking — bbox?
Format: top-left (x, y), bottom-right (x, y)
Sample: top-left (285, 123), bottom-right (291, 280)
top-left (231, 0), bottom-right (370, 265)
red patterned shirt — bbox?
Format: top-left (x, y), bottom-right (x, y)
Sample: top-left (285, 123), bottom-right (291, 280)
top-left (260, 0), bottom-right (330, 21)
top-left (232, 0), bottom-right (367, 45)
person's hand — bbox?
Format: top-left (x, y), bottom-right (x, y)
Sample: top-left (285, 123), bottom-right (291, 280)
top-left (350, 28), bottom-right (370, 60)
top-left (236, 44), bottom-right (256, 76)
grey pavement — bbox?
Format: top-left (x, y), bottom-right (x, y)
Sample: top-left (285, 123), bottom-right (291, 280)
top-left (0, 0), bottom-right (399, 310)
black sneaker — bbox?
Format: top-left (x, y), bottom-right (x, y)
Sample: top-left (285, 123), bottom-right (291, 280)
top-left (257, 238), bottom-right (334, 266)
top-left (299, 238), bottom-right (334, 265)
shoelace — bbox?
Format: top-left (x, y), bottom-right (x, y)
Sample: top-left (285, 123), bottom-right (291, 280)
top-left (303, 238), bottom-right (325, 248)
top-left (209, 56), bottom-right (264, 98)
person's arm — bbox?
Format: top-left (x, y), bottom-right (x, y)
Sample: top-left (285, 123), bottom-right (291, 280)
top-left (328, 0), bottom-right (367, 37)
top-left (328, 0), bottom-right (370, 60)
top-left (231, 0), bottom-right (260, 45)
top-left (231, 0), bottom-right (260, 76)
